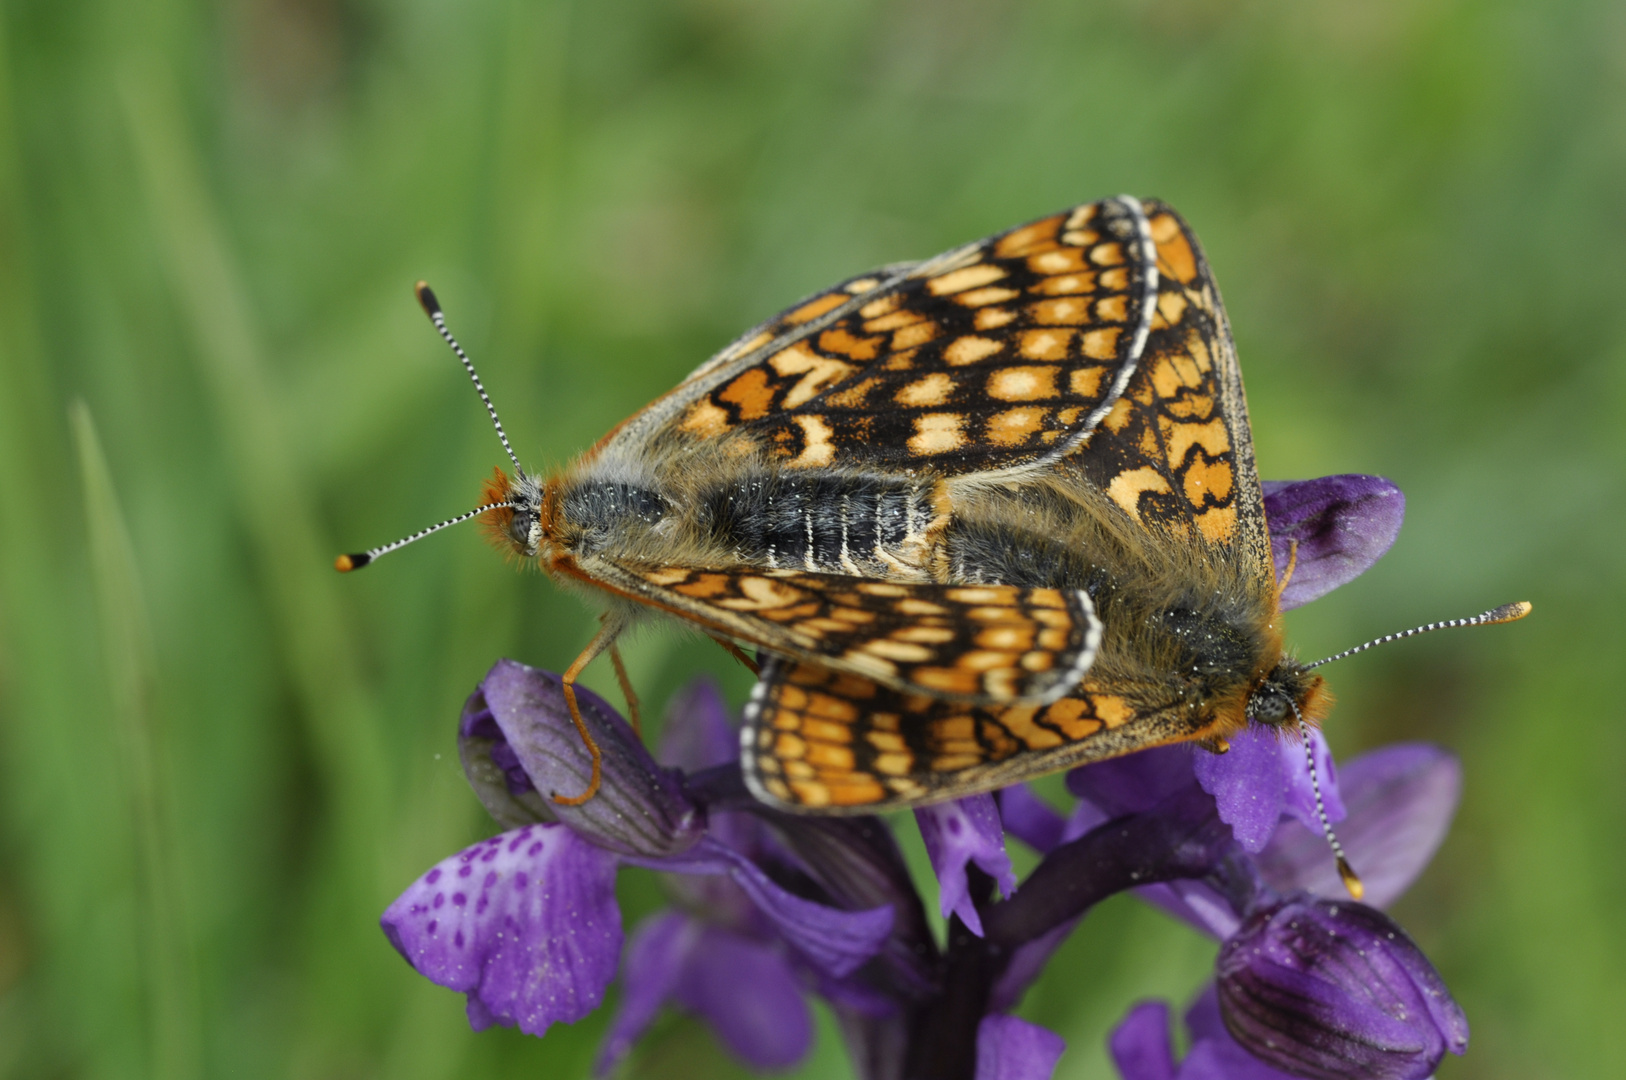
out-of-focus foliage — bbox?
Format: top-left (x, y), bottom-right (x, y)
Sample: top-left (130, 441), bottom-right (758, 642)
top-left (0, 1), bottom-right (1620, 1077)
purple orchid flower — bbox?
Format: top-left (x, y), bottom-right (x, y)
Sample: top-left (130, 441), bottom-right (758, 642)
top-left (381, 473), bottom-right (1471, 1080)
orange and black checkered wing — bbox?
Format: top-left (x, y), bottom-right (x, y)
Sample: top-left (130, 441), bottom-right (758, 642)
top-left (576, 560), bottom-right (1101, 706)
top-left (597, 197), bottom-right (1163, 476)
top-left (1065, 199), bottom-right (1273, 575)
top-left (741, 659), bottom-right (1203, 811)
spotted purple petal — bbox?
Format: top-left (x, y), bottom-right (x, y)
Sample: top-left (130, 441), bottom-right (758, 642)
top-left (915, 795), bottom-right (1018, 937)
top-left (1257, 744), bottom-right (1459, 908)
top-left (676, 926), bottom-right (813, 1070)
top-left (1216, 896), bottom-right (1469, 1079)
top-left (381, 823), bottom-right (621, 1038)
top-left (478, 659), bottom-right (703, 858)
top-left (975, 1014), bottom-right (1067, 1080)
top-left (1262, 475), bottom-right (1404, 611)
top-left (632, 836), bottom-right (893, 979)
top-left (1194, 726), bottom-right (1343, 854)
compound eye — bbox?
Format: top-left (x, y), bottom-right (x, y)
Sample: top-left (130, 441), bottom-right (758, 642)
top-left (1251, 689), bottom-right (1291, 724)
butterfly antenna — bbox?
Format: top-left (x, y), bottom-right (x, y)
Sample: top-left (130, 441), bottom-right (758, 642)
top-left (334, 502), bottom-right (516, 572)
top-left (1291, 700), bottom-right (1363, 900)
top-left (1304, 601), bottom-right (1532, 670)
top-left (415, 282), bottom-right (525, 477)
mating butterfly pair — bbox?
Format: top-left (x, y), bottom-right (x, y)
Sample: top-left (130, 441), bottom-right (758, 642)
top-left (339, 196), bottom-right (1523, 867)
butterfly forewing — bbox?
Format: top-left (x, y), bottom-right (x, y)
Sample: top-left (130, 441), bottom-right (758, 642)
top-left (572, 559), bottom-right (1101, 705)
top-left (597, 197), bottom-right (1162, 476)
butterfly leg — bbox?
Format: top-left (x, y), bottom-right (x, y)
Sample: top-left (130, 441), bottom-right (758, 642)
top-left (608, 642), bottom-right (641, 736)
top-left (1274, 539), bottom-right (1300, 602)
top-left (710, 635), bottom-right (761, 676)
top-left (555, 620), bottom-right (621, 806)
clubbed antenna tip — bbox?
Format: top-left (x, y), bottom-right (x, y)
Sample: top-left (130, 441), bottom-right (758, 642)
top-left (334, 553), bottom-right (372, 572)
top-left (415, 281), bottom-right (441, 317)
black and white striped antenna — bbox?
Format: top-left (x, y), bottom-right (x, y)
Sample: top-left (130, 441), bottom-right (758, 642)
top-left (1306, 601), bottom-right (1531, 669)
top-left (334, 283), bottom-right (524, 572)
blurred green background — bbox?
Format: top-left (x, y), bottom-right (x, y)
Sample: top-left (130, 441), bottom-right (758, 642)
top-left (1, 0), bottom-right (1622, 1077)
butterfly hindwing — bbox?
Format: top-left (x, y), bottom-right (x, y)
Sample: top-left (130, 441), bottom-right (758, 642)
top-left (741, 657), bottom-right (1203, 811)
top-left (573, 558), bottom-right (1102, 705)
top-left (598, 197), bottom-right (1162, 477)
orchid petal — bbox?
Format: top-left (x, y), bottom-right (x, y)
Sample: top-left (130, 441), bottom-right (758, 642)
top-left (1257, 744), bottom-right (1459, 908)
top-left (1108, 1001), bottom-right (1177, 1080)
top-left (677, 927), bottom-right (813, 1070)
top-left (381, 824), bottom-right (621, 1039)
top-left (1263, 475), bottom-right (1404, 610)
top-left (915, 795), bottom-right (1018, 937)
top-left (975, 1014), bottom-right (1067, 1080)
top-left (594, 911), bottom-right (693, 1076)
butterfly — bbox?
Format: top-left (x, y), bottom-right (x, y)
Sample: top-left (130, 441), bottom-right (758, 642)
top-left (339, 196), bottom-right (1526, 828)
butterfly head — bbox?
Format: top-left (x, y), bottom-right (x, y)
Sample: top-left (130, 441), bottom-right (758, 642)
top-left (479, 466), bottom-right (553, 561)
top-left (1245, 660), bottom-right (1330, 730)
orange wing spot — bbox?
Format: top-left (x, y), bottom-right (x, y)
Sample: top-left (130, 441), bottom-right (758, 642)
top-left (1068, 365), bottom-right (1108, 397)
top-left (928, 263), bottom-right (1008, 296)
top-left (805, 743), bottom-right (856, 770)
top-left (974, 307), bottom-right (1017, 330)
top-left (856, 582), bottom-right (908, 596)
top-left (1056, 407), bottom-right (1082, 426)
top-left (956, 286), bottom-right (1021, 307)
top-left (787, 292), bottom-right (850, 324)
top-left (976, 625), bottom-right (1036, 650)
top-left (1019, 329), bottom-right (1073, 361)
top-left (895, 598), bottom-right (950, 616)
top-left (930, 754), bottom-right (982, 772)
top-left (770, 344), bottom-right (858, 409)
top-left (895, 371), bottom-right (957, 407)
top-left (1167, 419), bottom-right (1230, 465)
top-left (1028, 298), bottom-right (1092, 325)
top-left (1089, 242), bottom-right (1125, 267)
top-left (995, 216), bottom-right (1064, 257)
top-left (932, 715), bottom-right (977, 741)
top-left (987, 366), bottom-right (1059, 402)
top-left (1088, 693), bottom-right (1133, 727)
top-left (1169, 350), bottom-right (1203, 388)
top-left (1029, 247), bottom-right (1089, 274)
top-left (866, 730), bottom-right (906, 753)
top-left (824, 376), bottom-right (881, 408)
top-left (1031, 273), bottom-right (1096, 296)
top-left (1187, 327), bottom-right (1213, 372)
top-left (871, 753), bottom-right (913, 778)
top-left (680, 398), bottom-right (731, 437)
top-left (1165, 392), bottom-right (1215, 420)
top-left (1183, 455), bottom-right (1234, 506)
top-left (996, 707), bottom-right (1065, 750)
top-left (911, 667), bottom-right (981, 696)
top-left (892, 320), bottom-right (940, 350)
top-left (882, 348), bottom-right (919, 371)
top-left (986, 406), bottom-right (1049, 446)
top-left (865, 308), bottom-right (925, 332)
top-left (819, 327), bottom-right (884, 360)
top-left (908, 413), bottom-right (966, 455)
top-left (1046, 705), bottom-right (1103, 741)
top-left (944, 587), bottom-right (1005, 603)
top-left (844, 277), bottom-right (881, 294)
top-left (1106, 466), bottom-right (1173, 519)
top-left (891, 625), bottom-right (957, 644)
top-left (774, 732), bottom-right (808, 760)
top-left (1149, 357), bottom-right (1187, 400)
top-left (1082, 327), bottom-right (1122, 360)
top-left (1194, 505), bottom-right (1238, 543)
top-left (1065, 204), bottom-right (1099, 230)
top-left (860, 294), bottom-right (901, 319)
top-left (786, 415), bottom-right (836, 467)
top-left (830, 606), bottom-right (878, 623)
top-left (1152, 216), bottom-right (1199, 283)
top-left (1094, 295), bottom-right (1129, 322)
top-left (1062, 229), bottom-right (1100, 247)
top-left (674, 573), bottom-right (732, 598)
top-left (1151, 290), bottom-right (1189, 331)
top-left (944, 335), bottom-right (1006, 367)
top-left (718, 368), bottom-right (776, 420)
top-left (857, 639), bottom-right (935, 663)
top-left (1097, 267), bottom-right (1129, 291)
top-left (1101, 397), bottom-right (1135, 433)
top-left (642, 567), bottom-right (694, 586)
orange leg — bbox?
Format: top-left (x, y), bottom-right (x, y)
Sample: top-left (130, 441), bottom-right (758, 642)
top-left (555, 622), bottom-right (619, 807)
top-left (609, 643), bottom-right (641, 737)
top-left (1274, 539), bottom-right (1300, 604)
top-left (711, 636), bottom-right (761, 676)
